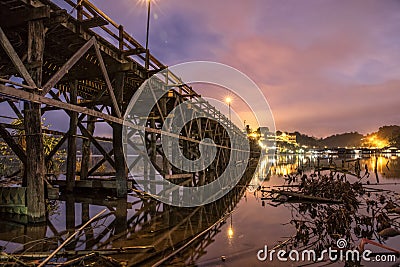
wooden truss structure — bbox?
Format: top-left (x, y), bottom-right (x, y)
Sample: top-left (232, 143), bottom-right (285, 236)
top-left (0, 0), bottom-right (248, 222)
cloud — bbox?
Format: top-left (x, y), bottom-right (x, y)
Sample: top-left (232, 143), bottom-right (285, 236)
top-left (32, 0), bottom-right (400, 137)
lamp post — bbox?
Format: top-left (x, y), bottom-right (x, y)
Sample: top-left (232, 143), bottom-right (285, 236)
top-left (145, 0), bottom-right (151, 70)
top-left (225, 97), bottom-right (232, 121)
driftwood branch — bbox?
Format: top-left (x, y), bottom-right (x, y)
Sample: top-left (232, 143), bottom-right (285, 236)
top-left (38, 209), bottom-right (107, 267)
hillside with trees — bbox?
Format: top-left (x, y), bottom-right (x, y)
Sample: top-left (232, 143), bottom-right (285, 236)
top-left (289, 125), bottom-right (400, 148)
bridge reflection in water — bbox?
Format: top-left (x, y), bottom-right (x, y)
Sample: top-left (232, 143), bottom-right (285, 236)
top-left (0, 159), bottom-right (259, 266)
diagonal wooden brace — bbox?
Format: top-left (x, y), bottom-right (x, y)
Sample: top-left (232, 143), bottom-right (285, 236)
top-left (93, 41), bottom-right (122, 118)
top-left (0, 123), bottom-right (27, 165)
top-left (41, 37), bottom-right (96, 96)
top-left (0, 26), bottom-right (37, 88)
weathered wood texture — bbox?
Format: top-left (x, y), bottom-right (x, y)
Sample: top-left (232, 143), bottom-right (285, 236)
top-left (80, 116), bottom-right (95, 180)
top-left (24, 19), bottom-right (46, 222)
top-left (66, 81), bottom-right (78, 192)
top-left (113, 72), bottom-right (127, 197)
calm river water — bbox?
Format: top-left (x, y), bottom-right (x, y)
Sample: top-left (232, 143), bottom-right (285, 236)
top-left (196, 154), bottom-right (400, 267)
top-left (0, 153), bottom-right (399, 266)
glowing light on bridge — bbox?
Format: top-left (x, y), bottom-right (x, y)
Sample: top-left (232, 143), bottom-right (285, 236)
top-left (225, 96), bottom-right (232, 120)
top-left (227, 227), bottom-right (234, 239)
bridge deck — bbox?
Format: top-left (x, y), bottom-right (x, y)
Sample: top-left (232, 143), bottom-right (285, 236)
top-left (0, 0), bottom-right (166, 103)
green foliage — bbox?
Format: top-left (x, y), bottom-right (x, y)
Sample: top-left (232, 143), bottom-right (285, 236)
top-left (0, 118), bottom-right (66, 176)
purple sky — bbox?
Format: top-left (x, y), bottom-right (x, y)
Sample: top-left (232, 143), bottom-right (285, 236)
top-left (6, 0), bottom-right (400, 138)
top-left (98, 0), bottom-right (399, 137)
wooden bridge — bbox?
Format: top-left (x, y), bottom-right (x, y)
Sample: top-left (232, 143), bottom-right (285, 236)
top-left (0, 0), bottom-right (248, 222)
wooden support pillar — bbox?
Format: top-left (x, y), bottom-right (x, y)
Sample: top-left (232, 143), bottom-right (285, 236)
top-left (82, 203), bottom-right (94, 250)
top-left (66, 194), bottom-right (75, 230)
top-left (149, 115), bottom-right (156, 193)
top-left (24, 224), bottom-right (47, 252)
top-left (80, 116), bottom-right (95, 180)
top-left (113, 72), bottom-right (127, 197)
top-left (160, 97), bottom-right (169, 176)
top-left (25, 19), bottom-right (45, 222)
top-left (66, 81), bottom-right (78, 192)
top-left (115, 198), bottom-right (127, 234)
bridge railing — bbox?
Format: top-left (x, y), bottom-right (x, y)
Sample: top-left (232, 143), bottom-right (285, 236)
top-left (154, 71), bottom-right (246, 138)
top-left (59, 0), bottom-right (245, 137)
top-left (60, 0), bottom-right (165, 70)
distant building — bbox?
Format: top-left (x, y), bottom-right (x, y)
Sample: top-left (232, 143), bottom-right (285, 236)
top-left (276, 132), bottom-right (298, 146)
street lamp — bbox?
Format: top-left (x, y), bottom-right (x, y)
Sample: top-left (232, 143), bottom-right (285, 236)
top-left (145, 0), bottom-right (151, 70)
top-left (225, 97), bottom-right (232, 121)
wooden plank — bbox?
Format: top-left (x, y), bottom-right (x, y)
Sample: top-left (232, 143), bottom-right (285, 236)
top-left (41, 37), bottom-right (96, 96)
top-left (0, 26), bottom-right (36, 88)
top-left (0, 6), bottom-right (50, 28)
top-left (52, 180), bottom-right (132, 190)
top-left (80, 16), bottom-right (108, 29)
top-left (122, 48), bottom-right (146, 56)
top-left (165, 174), bottom-right (193, 180)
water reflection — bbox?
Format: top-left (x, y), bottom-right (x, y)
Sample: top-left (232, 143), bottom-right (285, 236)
top-left (0, 155), bottom-right (398, 266)
top-left (254, 154), bottom-right (400, 266)
top-left (0, 160), bottom-right (258, 266)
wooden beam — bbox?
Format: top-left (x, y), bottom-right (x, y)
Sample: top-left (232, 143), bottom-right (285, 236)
top-left (0, 83), bottom-right (124, 124)
top-left (0, 123), bottom-right (26, 164)
top-left (41, 37), bottom-right (96, 96)
top-left (93, 40), bottom-right (122, 118)
top-left (25, 19), bottom-right (46, 222)
top-left (80, 16), bottom-right (108, 29)
top-left (52, 179), bottom-right (133, 191)
top-left (7, 100), bottom-right (23, 120)
top-left (122, 48), bottom-right (146, 56)
top-left (0, 26), bottom-right (37, 88)
top-left (80, 115), bottom-right (95, 180)
top-left (45, 133), bottom-right (68, 164)
top-left (113, 72), bottom-right (127, 197)
top-left (78, 122), bottom-right (116, 169)
top-left (0, 84), bottom-right (242, 151)
top-left (0, 6), bottom-right (51, 28)
top-left (87, 149), bottom-right (113, 176)
top-left (165, 174), bottom-right (193, 180)
top-left (66, 81), bottom-right (78, 192)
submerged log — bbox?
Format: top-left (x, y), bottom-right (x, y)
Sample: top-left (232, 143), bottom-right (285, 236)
top-left (262, 189), bottom-right (343, 204)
